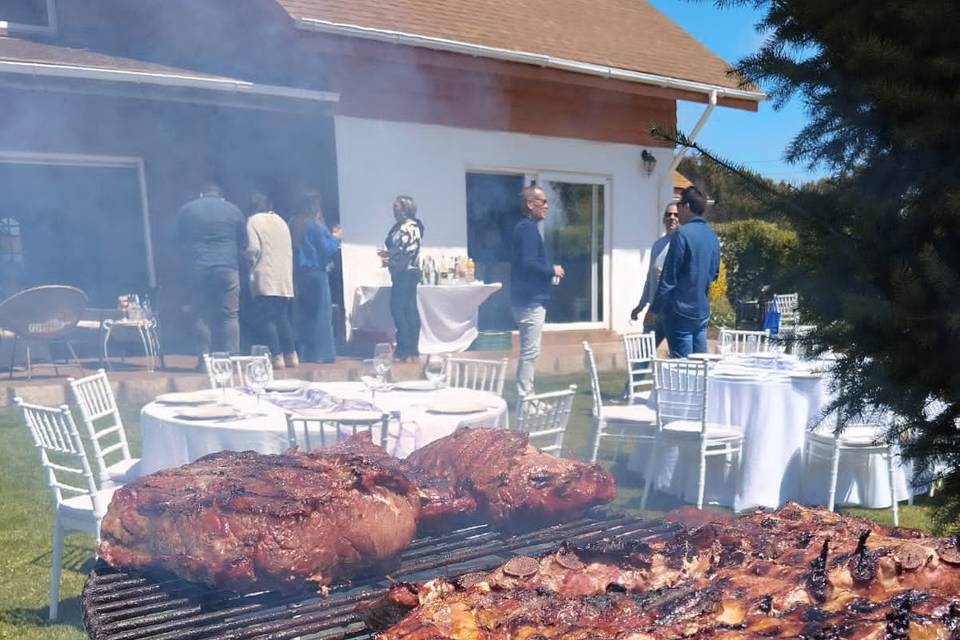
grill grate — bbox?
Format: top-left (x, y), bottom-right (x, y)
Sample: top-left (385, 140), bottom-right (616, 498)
top-left (83, 510), bottom-right (676, 640)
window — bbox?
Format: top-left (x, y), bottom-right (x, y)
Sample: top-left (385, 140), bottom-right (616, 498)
top-left (0, 0), bottom-right (56, 33)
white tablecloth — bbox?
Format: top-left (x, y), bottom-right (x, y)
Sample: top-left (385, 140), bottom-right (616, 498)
top-left (140, 381), bottom-right (508, 473)
top-left (350, 282), bottom-right (502, 354)
top-left (628, 357), bottom-right (912, 511)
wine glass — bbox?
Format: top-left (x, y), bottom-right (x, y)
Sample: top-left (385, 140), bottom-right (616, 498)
top-left (209, 352), bottom-right (234, 405)
top-left (245, 357), bottom-right (271, 408)
top-left (373, 343), bottom-right (394, 386)
top-left (360, 358), bottom-right (380, 400)
top-left (746, 334), bottom-right (759, 356)
top-left (424, 354), bottom-right (446, 388)
top-left (719, 333), bottom-right (732, 358)
top-left (251, 344), bottom-right (270, 359)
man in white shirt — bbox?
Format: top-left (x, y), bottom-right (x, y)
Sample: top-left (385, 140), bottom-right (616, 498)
top-left (629, 201), bottom-right (680, 347)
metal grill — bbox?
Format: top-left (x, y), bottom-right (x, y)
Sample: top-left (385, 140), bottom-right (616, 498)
top-left (82, 510), bottom-right (677, 640)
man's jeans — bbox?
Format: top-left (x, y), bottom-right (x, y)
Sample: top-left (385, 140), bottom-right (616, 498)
top-left (512, 303), bottom-right (546, 397)
top-left (664, 313), bottom-right (708, 359)
top-left (192, 266), bottom-right (240, 356)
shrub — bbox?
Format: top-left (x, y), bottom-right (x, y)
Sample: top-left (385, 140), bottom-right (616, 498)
top-left (709, 258), bottom-right (736, 327)
top-left (714, 219), bottom-right (798, 304)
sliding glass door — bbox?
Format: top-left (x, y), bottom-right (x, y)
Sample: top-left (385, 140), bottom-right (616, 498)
top-left (535, 172), bottom-right (609, 325)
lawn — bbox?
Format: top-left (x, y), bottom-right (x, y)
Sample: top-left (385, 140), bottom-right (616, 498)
top-left (0, 371), bottom-right (947, 640)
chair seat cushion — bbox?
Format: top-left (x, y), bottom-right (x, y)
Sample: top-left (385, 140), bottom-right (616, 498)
top-left (603, 404), bottom-right (656, 424)
top-left (662, 420), bottom-right (743, 441)
top-left (105, 458), bottom-right (141, 486)
top-left (807, 425), bottom-right (890, 448)
top-left (60, 487), bottom-right (117, 520)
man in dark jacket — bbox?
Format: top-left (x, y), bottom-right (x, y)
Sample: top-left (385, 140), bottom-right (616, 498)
top-left (650, 186), bottom-right (720, 358)
top-left (510, 185), bottom-right (564, 396)
top-left (176, 182), bottom-right (247, 365)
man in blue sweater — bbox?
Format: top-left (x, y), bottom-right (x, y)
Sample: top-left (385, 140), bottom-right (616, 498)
top-left (176, 182), bottom-right (247, 366)
top-left (650, 186), bottom-right (720, 358)
top-left (510, 185), bottom-right (564, 396)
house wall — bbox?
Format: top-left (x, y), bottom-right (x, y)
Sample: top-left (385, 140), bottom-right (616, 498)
top-left (335, 115), bottom-right (674, 335)
top-left (0, 87), bottom-right (339, 351)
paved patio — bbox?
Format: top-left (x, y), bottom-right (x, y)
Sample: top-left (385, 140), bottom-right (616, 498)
top-left (2, 331), bottom-right (632, 408)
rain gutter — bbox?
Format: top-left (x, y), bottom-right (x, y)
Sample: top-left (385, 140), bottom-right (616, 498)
top-left (295, 18), bottom-right (764, 104)
top-left (0, 59), bottom-right (339, 103)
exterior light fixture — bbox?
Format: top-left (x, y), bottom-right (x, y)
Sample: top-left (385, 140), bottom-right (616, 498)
top-left (641, 150), bottom-right (657, 176)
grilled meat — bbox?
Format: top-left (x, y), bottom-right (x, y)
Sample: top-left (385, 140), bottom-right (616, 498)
top-left (405, 426), bottom-right (616, 529)
top-left (374, 503), bottom-right (960, 639)
top-left (98, 448), bottom-right (420, 591)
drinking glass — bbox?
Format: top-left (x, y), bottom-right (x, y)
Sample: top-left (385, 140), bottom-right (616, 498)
top-left (373, 343), bottom-right (394, 386)
top-left (251, 344), bottom-right (270, 358)
top-left (360, 358), bottom-right (380, 400)
top-left (245, 357), bottom-right (271, 407)
top-left (209, 352), bottom-right (234, 405)
top-left (719, 333), bottom-right (732, 358)
top-left (424, 354), bottom-right (446, 388)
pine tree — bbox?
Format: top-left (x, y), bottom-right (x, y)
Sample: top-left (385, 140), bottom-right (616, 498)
top-left (702, 0), bottom-right (960, 524)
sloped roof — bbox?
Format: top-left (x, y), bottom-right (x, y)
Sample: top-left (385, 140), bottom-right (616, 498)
top-left (277, 0), bottom-right (761, 103)
top-left (0, 36), bottom-right (337, 103)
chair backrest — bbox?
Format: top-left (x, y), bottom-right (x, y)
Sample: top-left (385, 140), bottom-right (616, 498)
top-left (67, 369), bottom-right (130, 485)
top-left (444, 356), bottom-right (508, 395)
top-left (773, 293), bottom-right (800, 326)
top-left (15, 397), bottom-right (106, 515)
top-left (653, 359), bottom-right (708, 432)
top-left (582, 341), bottom-right (604, 419)
top-left (0, 285), bottom-right (88, 338)
top-left (203, 354), bottom-right (275, 389)
top-left (719, 328), bottom-right (770, 354)
top-left (622, 331), bottom-right (656, 402)
top-left (514, 385), bottom-right (577, 456)
top-left (286, 411), bottom-right (393, 452)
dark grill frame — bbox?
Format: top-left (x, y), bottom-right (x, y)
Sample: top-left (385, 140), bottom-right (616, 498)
top-left (82, 510), bottom-right (677, 640)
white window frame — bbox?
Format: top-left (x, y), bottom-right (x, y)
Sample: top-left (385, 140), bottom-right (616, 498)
top-left (463, 165), bottom-right (613, 331)
top-left (0, 151), bottom-right (156, 287)
top-left (0, 0), bottom-right (58, 35)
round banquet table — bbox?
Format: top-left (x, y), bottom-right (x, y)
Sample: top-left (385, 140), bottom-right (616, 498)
top-left (627, 357), bottom-right (912, 512)
top-left (140, 381), bottom-right (508, 474)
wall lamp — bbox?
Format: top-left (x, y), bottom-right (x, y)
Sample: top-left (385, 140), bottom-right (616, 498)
top-left (641, 149), bottom-right (657, 177)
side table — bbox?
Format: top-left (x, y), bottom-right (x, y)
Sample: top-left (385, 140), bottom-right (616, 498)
top-left (102, 317), bottom-right (162, 372)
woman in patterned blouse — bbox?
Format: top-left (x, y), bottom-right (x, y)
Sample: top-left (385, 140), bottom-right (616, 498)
top-left (377, 195), bottom-right (424, 360)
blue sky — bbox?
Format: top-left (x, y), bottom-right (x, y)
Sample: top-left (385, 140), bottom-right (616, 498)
top-left (647, 0), bottom-right (826, 184)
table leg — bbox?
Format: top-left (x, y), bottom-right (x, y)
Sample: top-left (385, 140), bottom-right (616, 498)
top-left (137, 324), bottom-right (154, 372)
top-left (102, 326), bottom-right (114, 372)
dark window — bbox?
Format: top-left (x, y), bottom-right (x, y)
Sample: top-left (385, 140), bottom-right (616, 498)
top-left (1, 0), bottom-right (50, 28)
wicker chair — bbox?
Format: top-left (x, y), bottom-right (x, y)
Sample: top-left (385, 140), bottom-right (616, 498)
top-left (0, 285), bottom-right (87, 379)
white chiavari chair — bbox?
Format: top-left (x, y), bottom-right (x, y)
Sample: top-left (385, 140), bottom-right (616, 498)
top-left (514, 385), bottom-right (577, 456)
top-left (640, 359), bottom-right (743, 510)
top-left (444, 356), bottom-right (509, 396)
top-left (67, 369), bottom-right (140, 487)
top-left (584, 341), bottom-right (656, 463)
top-left (16, 398), bottom-right (115, 620)
top-left (621, 331), bottom-right (656, 403)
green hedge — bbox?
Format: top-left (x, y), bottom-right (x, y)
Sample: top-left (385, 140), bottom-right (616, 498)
top-left (714, 219), bottom-right (798, 304)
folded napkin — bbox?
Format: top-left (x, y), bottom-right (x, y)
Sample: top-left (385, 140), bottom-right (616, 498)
top-left (258, 387), bottom-right (378, 412)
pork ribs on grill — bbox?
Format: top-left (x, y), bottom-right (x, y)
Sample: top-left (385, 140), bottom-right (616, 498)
top-left (371, 503), bottom-right (960, 639)
top-left (98, 448), bottom-right (420, 591)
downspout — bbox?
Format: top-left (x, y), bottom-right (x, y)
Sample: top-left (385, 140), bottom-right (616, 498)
top-left (668, 89), bottom-right (717, 176)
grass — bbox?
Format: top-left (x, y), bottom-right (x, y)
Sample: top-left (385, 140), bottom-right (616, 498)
top-left (0, 372), bottom-right (948, 639)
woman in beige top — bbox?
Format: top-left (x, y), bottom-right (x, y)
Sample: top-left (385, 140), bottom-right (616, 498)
top-left (246, 193), bottom-right (297, 369)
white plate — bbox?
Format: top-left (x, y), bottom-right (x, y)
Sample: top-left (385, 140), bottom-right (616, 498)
top-left (789, 372), bottom-right (823, 380)
top-left (688, 353), bottom-right (722, 361)
top-left (427, 400), bottom-right (489, 414)
top-left (393, 380), bottom-right (440, 392)
top-left (175, 406), bottom-right (244, 421)
top-left (264, 379), bottom-right (309, 393)
top-left (155, 391), bottom-right (218, 405)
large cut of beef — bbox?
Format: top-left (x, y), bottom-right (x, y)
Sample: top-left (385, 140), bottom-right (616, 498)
top-left (98, 448), bottom-right (420, 591)
top-left (369, 503), bottom-right (960, 639)
top-left (404, 426), bottom-right (616, 529)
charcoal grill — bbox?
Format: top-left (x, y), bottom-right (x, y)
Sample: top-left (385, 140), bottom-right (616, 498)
top-left (82, 509), bottom-right (677, 640)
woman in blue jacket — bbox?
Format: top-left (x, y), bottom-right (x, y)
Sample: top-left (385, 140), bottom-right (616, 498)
top-left (291, 190), bottom-right (342, 363)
